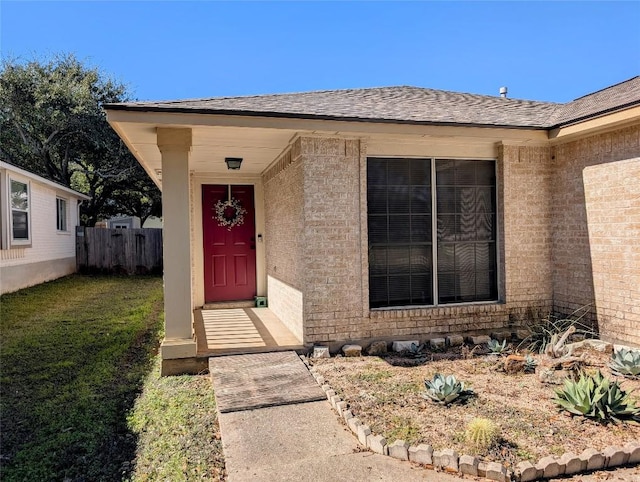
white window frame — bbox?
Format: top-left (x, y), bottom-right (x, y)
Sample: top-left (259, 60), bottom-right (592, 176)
top-left (56, 197), bottom-right (68, 232)
top-left (8, 176), bottom-right (31, 247)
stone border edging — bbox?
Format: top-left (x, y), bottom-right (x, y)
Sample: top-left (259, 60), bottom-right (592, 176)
top-left (300, 354), bottom-right (640, 482)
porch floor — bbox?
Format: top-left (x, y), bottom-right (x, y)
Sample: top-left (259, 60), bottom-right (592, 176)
top-left (194, 307), bottom-right (303, 356)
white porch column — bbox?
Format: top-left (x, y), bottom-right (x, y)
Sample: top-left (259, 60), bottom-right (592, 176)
top-left (157, 128), bottom-right (197, 361)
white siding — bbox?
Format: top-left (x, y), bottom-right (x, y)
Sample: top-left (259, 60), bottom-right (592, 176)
top-left (0, 165), bottom-right (88, 293)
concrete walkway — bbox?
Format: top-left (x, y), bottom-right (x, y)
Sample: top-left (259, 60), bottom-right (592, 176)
top-left (218, 400), bottom-right (461, 481)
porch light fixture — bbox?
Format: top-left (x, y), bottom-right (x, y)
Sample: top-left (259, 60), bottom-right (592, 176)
top-left (225, 157), bottom-right (243, 170)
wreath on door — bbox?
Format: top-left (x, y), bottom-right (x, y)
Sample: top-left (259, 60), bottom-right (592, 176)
top-left (214, 197), bottom-right (247, 230)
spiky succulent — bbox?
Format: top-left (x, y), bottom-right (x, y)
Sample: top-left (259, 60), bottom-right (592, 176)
top-left (524, 355), bottom-right (538, 373)
top-left (423, 373), bottom-right (474, 405)
top-left (609, 348), bottom-right (640, 378)
top-left (487, 338), bottom-right (509, 355)
top-left (553, 371), bottom-right (640, 423)
top-left (465, 417), bottom-right (500, 452)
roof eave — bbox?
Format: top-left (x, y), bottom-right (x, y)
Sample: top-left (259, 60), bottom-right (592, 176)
top-left (103, 104), bottom-right (549, 130)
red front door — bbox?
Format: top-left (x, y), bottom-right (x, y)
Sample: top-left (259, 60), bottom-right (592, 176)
top-left (202, 184), bottom-right (256, 302)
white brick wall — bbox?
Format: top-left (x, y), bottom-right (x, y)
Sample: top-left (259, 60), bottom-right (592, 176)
top-left (267, 275), bottom-right (304, 341)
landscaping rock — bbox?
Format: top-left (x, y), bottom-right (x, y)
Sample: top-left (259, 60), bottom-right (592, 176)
top-left (335, 401), bottom-right (347, 416)
top-left (342, 344), bottom-right (362, 357)
top-left (504, 354), bottom-right (525, 373)
top-left (325, 389), bottom-right (336, 400)
top-left (368, 434), bottom-right (388, 455)
top-left (367, 341), bottom-right (388, 356)
top-left (392, 340), bottom-right (419, 352)
top-left (357, 424), bottom-right (371, 446)
top-left (603, 446), bottom-right (628, 467)
top-left (515, 329), bottom-right (530, 341)
top-left (314, 375), bottom-right (325, 385)
top-left (579, 447), bottom-right (605, 471)
top-left (538, 368), bottom-right (570, 385)
top-left (408, 444), bottom-right (433, 465)
top-left (567, 339), bottom-right (613, 355)
top-left (491, 331), bottom-right (511, 341)
top-left (447, 335), bottom-right (464, 347)
top-left (347, 416), bottom-right (361, 434)
top-left (312, 346), bottom-right (330, 358)
top-left (342, 409), bottom-right (353, 421)
top-left (429, 337), bottom-right (446, 350)
top-left (459, 454), bottom-right (479, 476)
top-left (467, 335), bottom-right (491, 345)
top-left (624, 441), bottom-right (640, 463)
top-left (433, 448), bottom-right (458, 472)
top-left (536, 456), bottom-right (563, 478)
top-left (559, 452), bottom-right (582, 475)
top-left (517, 461), bottom-right (539, 482)
top-left (388, 440), bottom-right (409, 460)
top-left (485, 461), bottom-right (508, 482)
top-left (477, 461), bottom-right (488, 478)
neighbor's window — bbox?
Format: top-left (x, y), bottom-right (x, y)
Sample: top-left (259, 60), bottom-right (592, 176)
top-left (10, 178), bottom-right (30, 243)
top-left (367, 158), bottom-right (497, 308)
top-left (56, 197), bottom-right (67, 231)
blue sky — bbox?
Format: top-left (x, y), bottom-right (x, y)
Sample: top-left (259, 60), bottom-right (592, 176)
top-left (1, 1), bottom-right (639, 103)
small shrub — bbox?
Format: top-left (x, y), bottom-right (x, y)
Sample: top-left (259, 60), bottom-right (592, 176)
top-left (487, 339), bottom-right (509, 355)
top-left (553, 371), bottom-right (640, 423)
top-left (465, 417), bottom-right (500, 452)
top-left (609, 347), bottom-right (640, 379)
top-left (423, 373), bottom-right (474, 405)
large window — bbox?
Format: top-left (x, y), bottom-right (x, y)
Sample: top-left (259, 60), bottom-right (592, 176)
top-left (10, 178), bottom-right (30, 243)
top-left (56, 197), bottom-right (67, 231)
top-left (367, 158), bottom-right (497, 308)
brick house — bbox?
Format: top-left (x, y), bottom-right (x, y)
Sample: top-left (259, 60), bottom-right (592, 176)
top-left (105, 77), bottom-right (640, 374)
top-left (0, 161), bottom-right (90, 294)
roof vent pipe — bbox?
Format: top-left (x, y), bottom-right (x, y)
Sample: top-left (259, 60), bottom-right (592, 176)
top-left (499, 86), bottom-right (508, 98)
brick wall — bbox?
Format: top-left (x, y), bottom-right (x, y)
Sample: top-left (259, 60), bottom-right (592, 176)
top-left (263, 142), bottom-right (306, 336)
top-left (299, 137), bottom-right (365, 341)
top-left (500, 143), bottom-right (555, 316)
top-left (267, 275), bottom-right (303, 341)
top-left (553, 125), bottom-right (640, 346)
top-left (263, 130), bottom-right (638, 349)
top-left (294, 136), bottom-right (555, 346)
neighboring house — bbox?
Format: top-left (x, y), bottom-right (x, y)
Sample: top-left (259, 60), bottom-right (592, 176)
top-left (0, 161), bottom-right (90, 294)
top-left (105, 77), bottom-right (640, 373)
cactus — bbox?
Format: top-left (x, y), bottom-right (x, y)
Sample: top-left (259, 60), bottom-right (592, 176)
top-left (465, 417), bottom-right (500, 452)
top-left (423, 373), bottom-right (474, 405)
top-left (609, 347), bottom-right (640, 378)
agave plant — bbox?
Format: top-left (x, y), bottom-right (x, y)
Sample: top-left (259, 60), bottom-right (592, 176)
top-left (487, 338), bottom-right (509, 355)
top-left (524, 355), bottom-right (538, 373)
top-left (553, 371), bottom-right (640, 423)
top-left (424, 373), bottom-right (474, 405)
top-left (609, 348), bottom-right (640, 378)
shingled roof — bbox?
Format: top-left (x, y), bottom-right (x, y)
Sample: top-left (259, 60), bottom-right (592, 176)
top-left (105, 77), bottom-right (640, 130)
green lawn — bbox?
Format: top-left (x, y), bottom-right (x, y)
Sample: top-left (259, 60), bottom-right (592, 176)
top-left (0, 275), bottom-right (224, 481)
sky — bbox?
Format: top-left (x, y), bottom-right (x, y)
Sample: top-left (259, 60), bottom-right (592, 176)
top-left (1, 1), bottom-right (639, 104)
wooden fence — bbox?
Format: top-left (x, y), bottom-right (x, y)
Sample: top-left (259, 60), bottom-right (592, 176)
top-left (76, 227), bottom-right (163, 275)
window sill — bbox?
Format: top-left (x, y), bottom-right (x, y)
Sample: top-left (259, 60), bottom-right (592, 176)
top-left (371, 300), bottom-right (501, 311)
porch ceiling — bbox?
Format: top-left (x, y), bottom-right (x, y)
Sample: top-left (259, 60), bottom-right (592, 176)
top-left (111, 121), bottom-right (298, 183)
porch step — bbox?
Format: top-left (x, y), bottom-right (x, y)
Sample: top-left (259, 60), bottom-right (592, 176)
top-left (203, 300), bottom-right (255, 310)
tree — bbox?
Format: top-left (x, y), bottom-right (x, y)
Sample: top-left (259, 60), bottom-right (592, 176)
top-left (0, 54), bottom-right (161, 226)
